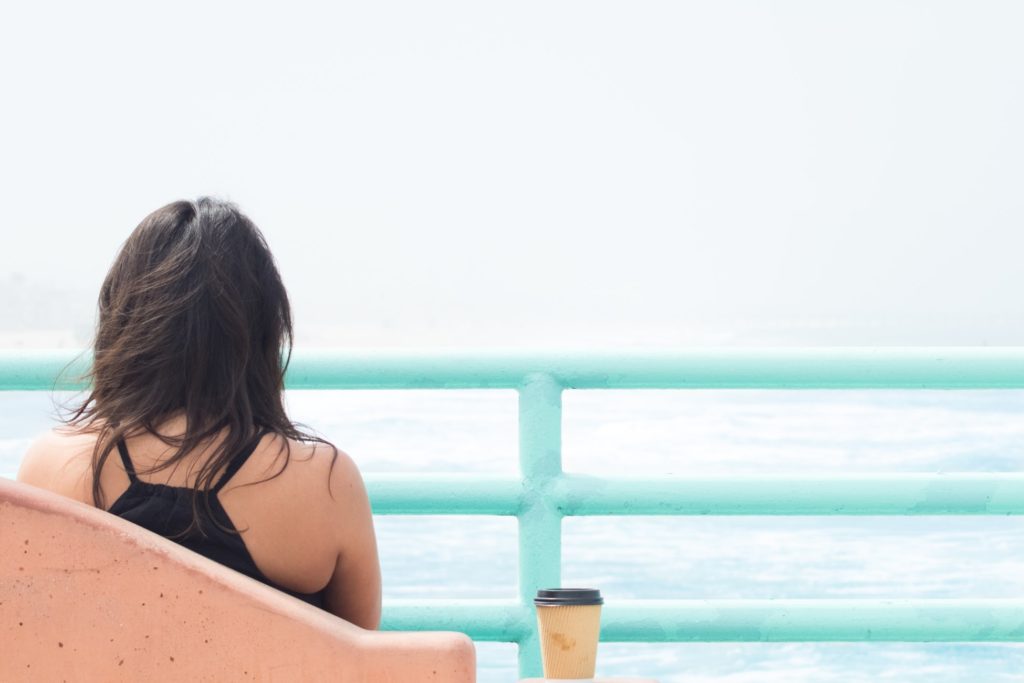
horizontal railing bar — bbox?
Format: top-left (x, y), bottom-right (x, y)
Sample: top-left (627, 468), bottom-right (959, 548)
top-left (4, 348), bottom-right (1024, 390)
top-left (382, 600), bottom-right (1024, 642)
top-left (291, 348), bottom-right (1024, 389)
top-left (557, 473), bottom-right (1024, 515)
top-left (363, 473), bottom-right (1024, 516)
top-left (0, 350), bottom-right (90, 391)
top-left (382, 600), bottom-right (529, 641)
top-left (367, 475), bottom-right (522, 515)
top-left (600, 600), bottom-right (1024, 642)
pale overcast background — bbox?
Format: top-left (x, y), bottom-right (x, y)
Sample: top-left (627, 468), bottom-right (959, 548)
top-left (2, 0), bottom-right (1022, 349)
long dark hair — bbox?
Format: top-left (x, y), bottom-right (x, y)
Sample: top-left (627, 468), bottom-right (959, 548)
top-left (63, 197), bottom-right (336, 537)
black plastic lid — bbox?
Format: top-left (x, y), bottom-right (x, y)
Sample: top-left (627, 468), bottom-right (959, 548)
top-left (534, 588), bottom-right (604, 606)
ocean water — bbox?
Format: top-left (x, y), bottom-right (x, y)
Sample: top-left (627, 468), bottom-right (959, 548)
top-left (4, 388), bottom-right (1024, 682)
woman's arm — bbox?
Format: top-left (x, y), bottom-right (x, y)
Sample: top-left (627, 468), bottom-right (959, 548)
top-left (323, 450), bottom-right (382, 629)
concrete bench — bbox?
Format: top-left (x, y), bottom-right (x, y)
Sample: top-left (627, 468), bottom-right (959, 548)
top-left (0, 477), bottom-right (475, 681)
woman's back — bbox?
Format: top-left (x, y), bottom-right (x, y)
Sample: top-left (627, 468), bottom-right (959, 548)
top-left (19, 418), bottom-right (381, 627)
top-left (108, 424), bottom-right (329, 607)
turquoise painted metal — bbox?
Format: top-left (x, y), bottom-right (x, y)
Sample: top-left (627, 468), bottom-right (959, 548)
top-left (380, 599), bottom-right (1024, 642)
top-left (4, 348), bottom-right (1024, 678)
top-left (365, 473), bottom-right (1024, 516)
top-left (8, 347), bottom-right (1024, 390)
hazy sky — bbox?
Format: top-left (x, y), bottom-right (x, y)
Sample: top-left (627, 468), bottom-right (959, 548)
top-left (2, 1), bottom-right (1022, 348)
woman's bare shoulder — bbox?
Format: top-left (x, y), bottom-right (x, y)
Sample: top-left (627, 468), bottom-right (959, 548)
top-left (243, 432), bottom-right (369, 549)
top-left (18, 426), bottom-right (98, 502)
top-left (23, 426), bottom-right (96, 464)
top-left (251, 432), bottom-right (364, 499)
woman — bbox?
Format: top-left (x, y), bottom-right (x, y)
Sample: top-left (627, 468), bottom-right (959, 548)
top-left (16, 197), bottom-right (381, 629)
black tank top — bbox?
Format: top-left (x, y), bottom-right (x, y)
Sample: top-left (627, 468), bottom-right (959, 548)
top-left (107, 431), bottom-right (327, 609)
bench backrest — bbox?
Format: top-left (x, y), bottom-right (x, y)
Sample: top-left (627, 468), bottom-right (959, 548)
top-left (0, 477), bottom-right (475, 682)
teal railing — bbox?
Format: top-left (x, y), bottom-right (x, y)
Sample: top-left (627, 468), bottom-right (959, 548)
top-left (5, 348), bottom-right (1024, 678)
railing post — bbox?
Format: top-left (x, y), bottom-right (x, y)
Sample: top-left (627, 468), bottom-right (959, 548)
top-left (517, 372), bottom-right (563, 677)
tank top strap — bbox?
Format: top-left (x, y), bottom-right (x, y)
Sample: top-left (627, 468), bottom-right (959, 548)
top-left (211, 429), bottom-right (269, 494)
top-left (115, 438), bottom-right (139, 483)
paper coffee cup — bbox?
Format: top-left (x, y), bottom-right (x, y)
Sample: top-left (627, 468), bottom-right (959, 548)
top-left (534, 588), bottom-right (603, 679)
